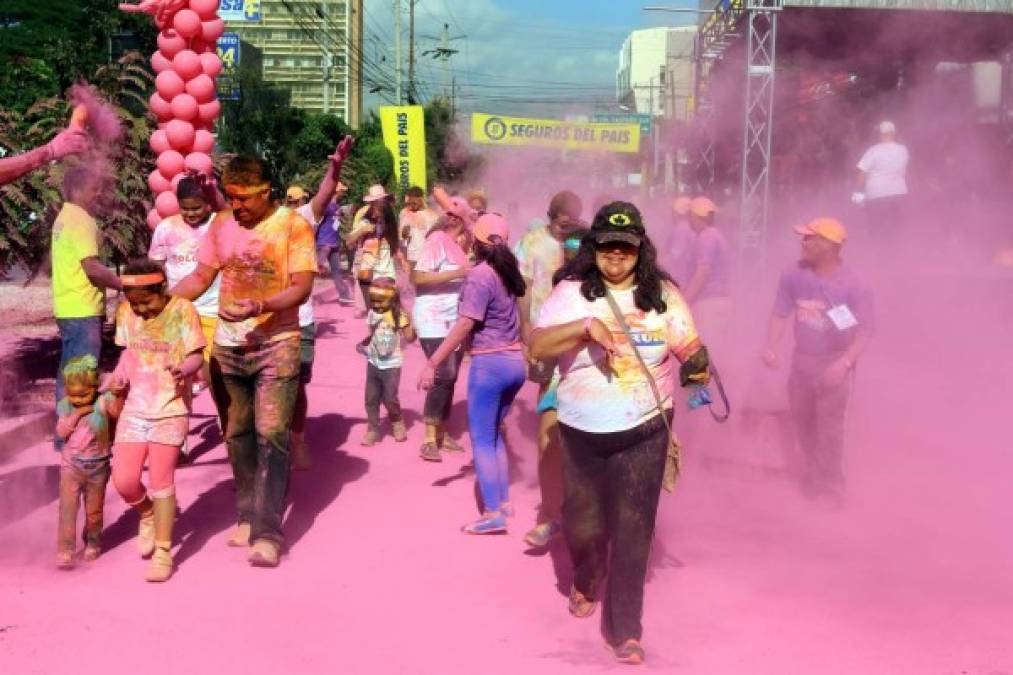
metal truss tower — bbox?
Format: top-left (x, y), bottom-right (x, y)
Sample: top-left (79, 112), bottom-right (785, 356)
top-left (738, 0), bottom-right (781, 260)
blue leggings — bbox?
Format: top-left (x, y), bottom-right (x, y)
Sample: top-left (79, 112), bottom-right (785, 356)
top-left (466, 352), bottom-right (526, 513)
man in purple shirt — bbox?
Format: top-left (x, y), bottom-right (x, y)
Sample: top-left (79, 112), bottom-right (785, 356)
top-left (761, 217), bottom-right (874, 505)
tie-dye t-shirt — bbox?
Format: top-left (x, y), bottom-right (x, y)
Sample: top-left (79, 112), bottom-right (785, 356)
top-left (536, 280), bottom-right (700, 433)
top-left (514, 225), bottom-right (564, 325)
top-left (412, 230), bottom-right (467, 339)
top-left (366, 309), bottom-right (409, 370)
top-left (198, 207), bottom-right (317, 346)
top-left (56, 392), bottom-right (118, 466)
top-left (149, 214), bottom-right (220, 317)
top-left (114, 296), bottom-right (206, 419)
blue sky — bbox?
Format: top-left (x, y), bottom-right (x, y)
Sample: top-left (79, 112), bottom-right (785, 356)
top-left (362, 0), bottom-right (698, 116)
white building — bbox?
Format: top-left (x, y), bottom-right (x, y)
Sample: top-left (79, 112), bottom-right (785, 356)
top-left (617, 26), bottom-right (697, 121)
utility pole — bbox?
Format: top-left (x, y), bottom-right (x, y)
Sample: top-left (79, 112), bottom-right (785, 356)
top-left (408, 0), bottom-right (416, 103)
top-left (393, 0), bottom-right (402, 104)
top-left (422, 23), bottom-right (464, 102)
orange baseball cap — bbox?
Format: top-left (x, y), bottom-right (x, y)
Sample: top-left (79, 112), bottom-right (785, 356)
top-left (794, 217), bottom-right (847, 244)
top-left (473, 212), bottom-right (510, 245)
top-left (673, 196), bottom-right (692, 215)
top-left (690, 197), bottom-right (717, 217)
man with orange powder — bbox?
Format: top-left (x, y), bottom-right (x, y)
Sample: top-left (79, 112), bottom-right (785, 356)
top-left (171, 156), bottom-right (317, 568)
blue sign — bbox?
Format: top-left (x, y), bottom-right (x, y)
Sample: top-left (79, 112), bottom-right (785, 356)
top-left (220, 0), bottom-right (261, 23)
top-left (216, 33), bottom-right (241, 101)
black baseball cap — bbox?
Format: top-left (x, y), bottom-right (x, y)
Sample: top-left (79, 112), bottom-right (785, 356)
top-left (591, 201), bottom-right (645, 247)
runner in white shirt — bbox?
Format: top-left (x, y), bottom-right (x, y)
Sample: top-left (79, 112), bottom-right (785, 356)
top-left (853, 120), bottom-right (909, 241)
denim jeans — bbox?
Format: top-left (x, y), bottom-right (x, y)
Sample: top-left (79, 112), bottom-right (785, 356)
top-left (55, 317), bottom-right (103, 449)
top-left (292, 324), bottom-right (316, 435)
top-left (787, 356), bottom-right (853, 495)
top-left (318, 245), bottom-right (354, 303)
top-left (364, 363), bottom-right (402, 429)
top-left (559, 412), bottom-right (669, 646)
top-left (420, 337), bottom-right (465, 424)
top-left (466, 352), bottom-right (525, 513)
top-left (58, 459), bottom-right (110, 553)
top-left (213, 337), bottom-right (300, 547)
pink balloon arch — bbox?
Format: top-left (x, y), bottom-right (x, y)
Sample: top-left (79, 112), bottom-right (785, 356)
top-left (121, 0), bottom-right (225, 227)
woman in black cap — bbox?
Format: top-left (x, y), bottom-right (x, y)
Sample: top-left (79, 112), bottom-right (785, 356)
top-left (529, 201), bottom-right (710, 665)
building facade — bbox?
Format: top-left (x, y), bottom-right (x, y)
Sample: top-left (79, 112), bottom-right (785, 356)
top-left (228, 0), bottom-right (363, 126)
top-left (617, 26), bottom-right (697, 122)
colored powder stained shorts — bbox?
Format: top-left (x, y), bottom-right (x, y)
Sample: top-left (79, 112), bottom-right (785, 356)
top-left (199, 315), bottom-right (218, 363)
top-left (300, 323), bottom-right (316, 384)
top-left (114, 415), bottom-right (188, 447)
top-left (536, 373), bottom-right (560, 414)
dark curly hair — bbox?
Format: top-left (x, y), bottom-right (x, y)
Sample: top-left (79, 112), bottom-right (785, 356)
top-left (552, 202), bottom-right (673, 314)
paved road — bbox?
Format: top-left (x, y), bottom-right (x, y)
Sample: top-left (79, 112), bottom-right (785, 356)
top-left (1, 284), bottom-right (1010, 674)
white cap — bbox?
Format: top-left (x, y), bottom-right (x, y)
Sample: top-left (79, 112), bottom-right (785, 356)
top-left (879, 120), bottom-right (896, 134)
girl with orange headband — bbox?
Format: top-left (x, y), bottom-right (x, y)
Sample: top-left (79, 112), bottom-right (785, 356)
top-left (104, 258), bottom-right (206, 582)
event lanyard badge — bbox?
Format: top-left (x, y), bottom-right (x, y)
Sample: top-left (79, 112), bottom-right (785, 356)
top-left (826, 304), bottom-right (858, 331)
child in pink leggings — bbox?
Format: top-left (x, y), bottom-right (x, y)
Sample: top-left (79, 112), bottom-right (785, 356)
top-left (107, 259), bottom-right (205, 582)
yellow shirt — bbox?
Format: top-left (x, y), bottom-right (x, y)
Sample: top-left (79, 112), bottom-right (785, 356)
top-left (51, 203), bottom-right (104, 319)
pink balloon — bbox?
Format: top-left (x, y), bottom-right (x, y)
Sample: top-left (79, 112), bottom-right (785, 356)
top-left (155, 191), bottom-right (180, 218)
top-left (186, 74), bottom-right (216, 103)
top-left (147, 208), bottom-right (163, 230)
top-left (201, 18), bottom-right (225, 43)
top-left (189, 38), bottom-right (211, 54)
top-left (148, 169), bottom-right (172, 194)
top-left (193, 129), bottom-right (215, 154)
top-left (173, 9), bottom-right (202, 39)
top-left (198, 99), bottom-right (221, 124)
top-left (157, 150), bottom-right (185, 179)
top-left (149, 93), bottom-right (173, 122)
top-left (157, 30), bottom-right (187, 59)
top-left (200, 52), bottom-right (223, 77)
top-left (155, 70), bottom-right (185, 101)
top-left (150, 129), bottom-right (171, 154)
top-left (166, 119), bottom-right (196, 151)
top-left (172, 50), bottom-right (202, 81)
top-left (151, 51), bottom-right (172, 74)
top-left (191, 0), bottom-right (221, 20)
top-left (170, 94), bottom-right (199, 121)
top-left (185, 152), bottom-right (214, 176)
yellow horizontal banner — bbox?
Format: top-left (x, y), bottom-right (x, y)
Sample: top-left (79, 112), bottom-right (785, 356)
top-left (470, 113), bottom-right (641, 154)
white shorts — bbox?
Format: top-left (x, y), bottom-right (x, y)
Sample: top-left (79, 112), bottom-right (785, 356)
top-left (114, 415), bottom-right (188, 447)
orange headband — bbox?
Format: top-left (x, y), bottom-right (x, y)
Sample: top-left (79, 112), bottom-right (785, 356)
top-left (223, 182), bottom-right (271, 197)
top-left (121, 273), bottom-right (166, 287)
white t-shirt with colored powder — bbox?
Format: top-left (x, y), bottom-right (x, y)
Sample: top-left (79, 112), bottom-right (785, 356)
top-left (149, 215), bottom-right (220, 318)
top-left (296, 203), bottom-right (318, 327)
top-left (857, 141), bottom-right (909, 200)
top-left (411, 230), bottom-right (468, 339)
top-left (536, 280), bottom-right (700, 433)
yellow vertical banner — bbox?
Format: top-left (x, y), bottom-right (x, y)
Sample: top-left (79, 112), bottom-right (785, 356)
top-left (379, 105), bottom-right (427, 194)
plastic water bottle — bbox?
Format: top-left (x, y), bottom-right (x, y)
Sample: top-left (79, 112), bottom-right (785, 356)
top-left (686, 384), bottom-right (712, 411)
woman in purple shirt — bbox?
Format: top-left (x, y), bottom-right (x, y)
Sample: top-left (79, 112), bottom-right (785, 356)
top-left (418, 213), bottom-right (527, 534)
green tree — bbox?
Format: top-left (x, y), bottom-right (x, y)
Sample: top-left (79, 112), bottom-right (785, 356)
top-left (0, 53), bottom-right (155, 276)
top-left (0, 0), bottom-right (156, 114)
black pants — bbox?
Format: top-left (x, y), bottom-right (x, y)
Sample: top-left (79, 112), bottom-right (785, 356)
top-left (419, 337), bottom-right (464, 425)
top-left (559, 413), bottom-right (669, 646)
top-left (365, 363), bottom-right (402, 429)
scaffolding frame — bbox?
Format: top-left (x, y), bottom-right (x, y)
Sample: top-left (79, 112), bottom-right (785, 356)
top-left (738, 1), bottom-right (781, 259)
